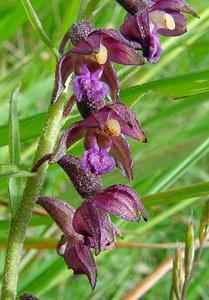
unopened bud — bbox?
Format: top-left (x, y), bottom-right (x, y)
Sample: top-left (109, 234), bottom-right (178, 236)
top-left (179, 252), bottom-right (185, 294)
top-left (185, 221), bottom-right (195, 278)
top-left (19, 292), bottom-right (39, 300)
top-left (199, 199), bottom-right (209, 243)
top-left (173, 248), bottom-right (181, 299)
top-left (69, 20), bottom-right (94, 45)
top-left (104, 119), bottom-right (121, 136)
top-left (57, 154), bottom-right (103, 198)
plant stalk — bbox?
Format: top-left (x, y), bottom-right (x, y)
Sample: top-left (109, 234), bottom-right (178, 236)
top-left (1, 93), bottom-right (66, 300)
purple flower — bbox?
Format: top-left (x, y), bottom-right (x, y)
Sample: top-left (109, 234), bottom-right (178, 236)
top-left (73, 184), bottom-right (147, 255)
top-left (72, 64), bottom-right (110, 118)
top-left (51, 103), bottom-right (147, 181)
top-left (51, 154), bottom-right (147, 255)
top-left (119, 0), bottom-right (198, 62)
top-left (37, 196), bottom-right (97, 288)
top-left (73, 65), bottom-right (109, 104)
top-left (81, 137), bottom-right (116, 175)
top-left (149, 23), bottom-right (162, 63)
top-left (37, 183), bottom-right (147, 283)
top-left (52, 20), bottom-right (146, 107)
top-left (58, 235), bottom-right (97, 288)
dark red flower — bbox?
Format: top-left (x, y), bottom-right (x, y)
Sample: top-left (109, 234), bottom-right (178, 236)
top-left (118, 0), bottom-right (198, 62)
top-left (37, 196), bottom-right (97, 288)
top-left (51, 103), bottom-right (147, 181)
top-left (73, 184), bottom-right (147, 255)
top-left (52, 20), bottom-right (146, 112)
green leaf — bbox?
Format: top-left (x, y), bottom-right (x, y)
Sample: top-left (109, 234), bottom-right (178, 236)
top-left (120, 70), bottom-right (209, 107)
top-left (9, 83), bottom-right (21, 164)
top-left (77, 0), bottom-right (109, 22)
top-left (0, 216), bottom-right (52, 232)
top-left (0, 235), bottom-right (57, 249)
top-left (0, 164), bottom-right (35, 178)
top-left (21, 0), bottom-right (59, 59)
top-left (142, 137), bottom-right (209, 194)
top-left (187, 266), bottom-right (209, 300)
top-left (18, 256), bottom-right (70, 296)
top-left (0, 1), bottom-right (42, 43)
top-left (8, 84), bottom-right (25, 214)
top-left (142, 182), bottom-right (209, 207)
top-left (136, 198), bottom-right (201, 234)
top-left (0, 113), bottom-right (81, 147)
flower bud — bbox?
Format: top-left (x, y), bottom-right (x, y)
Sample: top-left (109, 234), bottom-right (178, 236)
top-left (172, 248), bottom-right (181, 299)
top-left (185, 221), bottom-right (195, 278)
top-left (19, 292), bottom-right (39, 300)
top-left (179, 251), bottom-right (185, 294)
top-left (68, 20), bottom-right (94, 45)
top-left (58, 154), bottom-right (103, 198)
top-left (199, 200), bottom-right (209, 243)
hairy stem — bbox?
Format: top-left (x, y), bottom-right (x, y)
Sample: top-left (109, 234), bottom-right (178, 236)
top-left (1, 93), bottom-right (66, 300)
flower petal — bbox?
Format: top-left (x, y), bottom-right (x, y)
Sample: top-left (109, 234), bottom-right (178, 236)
top-left (73, 65), bottom-right (109, 104)
top-left (99, 29), bottom-right (146, 65)
top-left (106, 184), bottom-right (147, 221)
top-left (73, 200), bottom-right (102, 255)
top-left (101, 62), bottom-right (120, 102)
top-left (71, 32), bottom-right (102, 55)
top-left (81, 145), bottom-right (116, 175)
top-left (73, 201), bottom-right (120, 254)
top-left (109, 135), bottom-right (134, 181)
top-left (64, 237), bottom-right (97, 288)
top-left (51, 125), bottom-right (87, 163)
top-left (51, 103), bottom-right (146, 163)
top-left (51, 51), bottom-right (76, 104)
top-left (120, 11), bottom-right (150, 58)
top-left (150, 0), bottom-right (199, 18)
top-left (157, 12), bottom-right (187, 36)
top-left (149, 22), bottom-right (162, 63)
top-left (94, 184), bottom-right (147, 221)
top-left (37, 196), bottom-right (76, 236)
top-left (109, 103), bottom-right (147, 142)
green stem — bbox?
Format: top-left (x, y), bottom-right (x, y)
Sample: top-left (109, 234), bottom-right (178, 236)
top-left (1, 93), bottom-right (66, 300)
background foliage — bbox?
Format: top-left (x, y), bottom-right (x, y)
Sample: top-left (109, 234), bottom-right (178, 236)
top-left (0, 0), bottom-right (209, 299)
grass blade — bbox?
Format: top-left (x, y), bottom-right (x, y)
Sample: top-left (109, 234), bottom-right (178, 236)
top-left (21, 0), bottom-right (59, 59)
top-left (120, 70), bottom-right (209, 107)
top-left (142, 182), bottom-right (209, 207)
top-left (144, 137), bottom-right (209, 194)
top-left (8, 84), bottom-right (24, 214)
